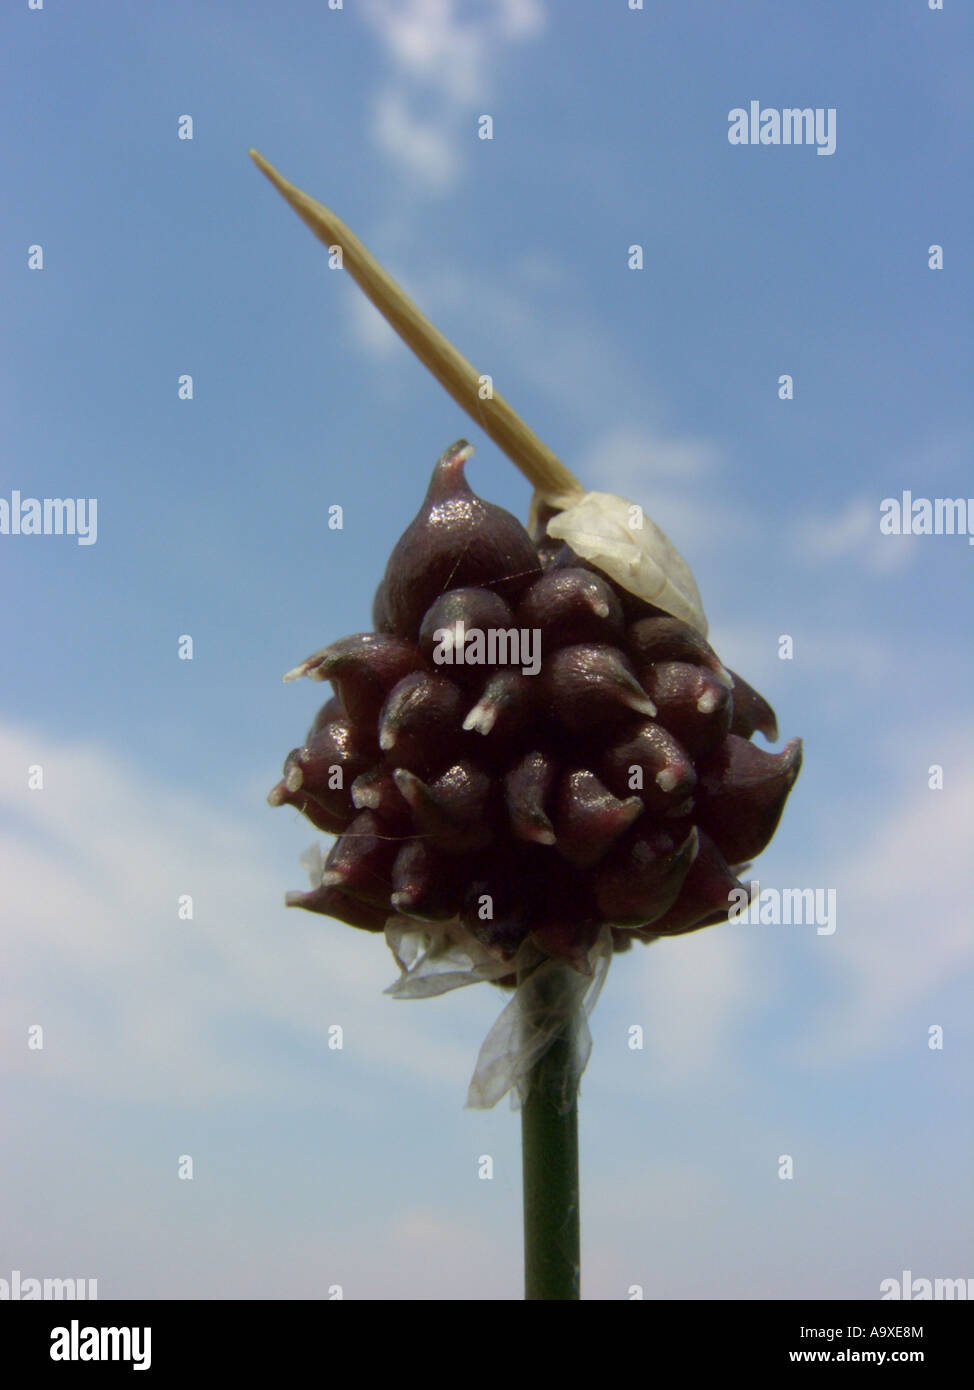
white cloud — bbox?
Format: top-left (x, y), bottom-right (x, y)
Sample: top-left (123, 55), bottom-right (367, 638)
top-left (589, 717), bottom-right (974, 1090)
top-left (345, 285), bottom-right (402, 356)
top-left (0, 721), bottom-right (500, 1104)
top-left (793, 627), bottom-right (895, 685)
top-left (497, 0), bottom-right (546, 40)
top-left (805, 726), bottom-right (974, 1059)
top-left (709, 618), bottom-right (895, 692)
top-left (364, 0), bottom-right (483, 101)
top-left (361, 0), bottom-right (546, 189)
top-left (370, 87), bottom-right (460, 190)
top-left (621, 929), bottom-right (763, 1087)
top-left (581, 425), bottom-right (722, 486)
top-left (575, 425), bottom-right (759, 565)
top-left (363, 0), bottom-right (544, 101)
top-left (795, 496), bottom-right (917, 574)
top-left (511, 249), bottom-right (570, 292)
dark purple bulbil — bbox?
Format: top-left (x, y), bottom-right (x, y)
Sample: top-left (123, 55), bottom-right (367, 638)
top-left (270, 440), bottom-right (802, 971)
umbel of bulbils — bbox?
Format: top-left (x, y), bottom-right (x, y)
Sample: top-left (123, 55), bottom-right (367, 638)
top-left (269, 440), bottom-right (802, 978)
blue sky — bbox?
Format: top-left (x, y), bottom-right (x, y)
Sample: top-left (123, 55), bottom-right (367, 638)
top-left (2, 0), bottom-right (972, 1299)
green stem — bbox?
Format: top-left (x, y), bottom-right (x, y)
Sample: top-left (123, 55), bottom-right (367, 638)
top-left (521, 969), bottom-right (581, 1300)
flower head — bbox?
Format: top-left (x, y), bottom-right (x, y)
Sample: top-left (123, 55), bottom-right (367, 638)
top-left (269, 440), bottom-right (802, 973)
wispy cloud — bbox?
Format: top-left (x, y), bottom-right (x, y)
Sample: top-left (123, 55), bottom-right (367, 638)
top-left (795, 497), bottom-right (917, 574)
top-left (0, 721), bottom-right (498, 1104)
top-left (806, 723), bottom-right (974, 1059)
top-left (709, 618), bottom-right (895, 693)
top-left (576, 425), bottom-right (760, 563)
top-left (361, 0), bottom-right (546, 190)
top-left (620, 929), bottom-right (764, 1088)
top-left (370, 87), bottom-right (461, 189)
top-left (593, 716), bottom-right (974, 1090)
top-left (581, 425), bottom-right (723, 487)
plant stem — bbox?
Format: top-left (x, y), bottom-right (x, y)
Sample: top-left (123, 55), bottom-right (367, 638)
top-left (521, 969), bottom-right (581, 1300)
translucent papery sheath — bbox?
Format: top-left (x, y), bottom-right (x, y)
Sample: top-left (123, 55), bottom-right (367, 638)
top-left (271, 439), bottom-right (803, 973)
